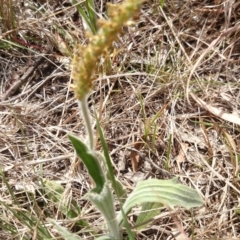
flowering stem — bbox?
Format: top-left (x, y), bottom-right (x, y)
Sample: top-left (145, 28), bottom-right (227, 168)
top-left (78, 96), bottom-right (94, 150)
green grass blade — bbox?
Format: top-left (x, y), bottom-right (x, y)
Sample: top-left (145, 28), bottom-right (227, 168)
top-left (0, 167), bottom-right (19, 205)
top-left (0, 199), bottom-right (51, 238)
top-left (120, 207), bottom-right (135, 240)
top-left (0, 214), bottom-right (18, 236)
top-left (85, 0), bottom-right (97, 32)
top-left (165, 133), bottom-right (172, 170)
top-left (95, 114), bottom-right (134, 239)
top-left (72, 0), bottom-right (97, 34)
top-left (95, 117), bottom-right (126, 199)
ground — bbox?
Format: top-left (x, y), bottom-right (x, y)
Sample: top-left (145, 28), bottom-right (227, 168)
top-left (0, 0), bottom-right (240, 239)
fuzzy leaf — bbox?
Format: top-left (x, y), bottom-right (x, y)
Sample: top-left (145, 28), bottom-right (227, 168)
top-left (118, 177), bottom-right (203, 225)
top-left (135, 202), bottom-right (163, 230)
top-left (87, 183), bottom-right (121, 240)
top-left (68, 134), bottom-right (105, 193)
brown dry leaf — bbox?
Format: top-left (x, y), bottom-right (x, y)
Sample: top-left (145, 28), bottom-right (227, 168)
top-left (221, 129), bottom-right (237, 169)
top-left (190, 93), bottom-right (240, 125)
top-left (130, 141), bottom-right (144, 172)
top-left (200, 118), bottom-right (213, 157)
top-left (176, 143), bottom-right (189, 164)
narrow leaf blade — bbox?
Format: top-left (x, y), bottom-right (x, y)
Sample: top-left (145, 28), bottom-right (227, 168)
top-left (95, 117), bottom-right (126, 199)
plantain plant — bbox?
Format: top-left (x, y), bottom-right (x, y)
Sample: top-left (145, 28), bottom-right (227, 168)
top-left (49, 0), bottom-right (204, 239)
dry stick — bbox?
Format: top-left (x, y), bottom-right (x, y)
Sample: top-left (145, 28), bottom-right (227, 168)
top-left (1, 55), bottom-right (46, 100)
top-left (3, 154), bottom-right (74, 172)
top-left (200, 155), bottom-right (240, 195)
top-left (170, 213), bottom-right (190, 240)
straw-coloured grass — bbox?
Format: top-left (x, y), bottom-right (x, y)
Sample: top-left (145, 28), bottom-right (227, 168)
top-left (0, 0), bottom-right (240, 239)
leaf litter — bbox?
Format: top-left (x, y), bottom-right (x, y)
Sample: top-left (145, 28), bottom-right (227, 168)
top-left (0, 0), bottom-right (240, 239)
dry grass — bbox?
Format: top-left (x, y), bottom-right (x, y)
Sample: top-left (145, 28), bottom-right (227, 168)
top-left (0, 0), bottom-right (240, 239)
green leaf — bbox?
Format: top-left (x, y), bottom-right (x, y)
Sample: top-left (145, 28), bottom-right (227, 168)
top-left (135, 202), bottom-right (163, 230)
top-left (72, 0), bottom-right (97, 34)
top-left (85, 0), bottom-right (97, 32)
top-left (48, 218), bottom-right (82, 240)
top-left (95, 123), bottom-right (126, 200)
top-left (68, 134), bottom-right (105, 193)
top-left (118, 177), bottom-right (204, 226)
top-left (87, 183), bottom-right (121, 240)
top-left (95, 116), bottom-right (132, 239)
top-left (0, 198), bottom-right (51, 238)
top-left (159, 0), bottom-right (165, 7)
top-left (0, 167), bottom-right (19, 205)
top-left (69, 135), bottom-right (121, 238)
